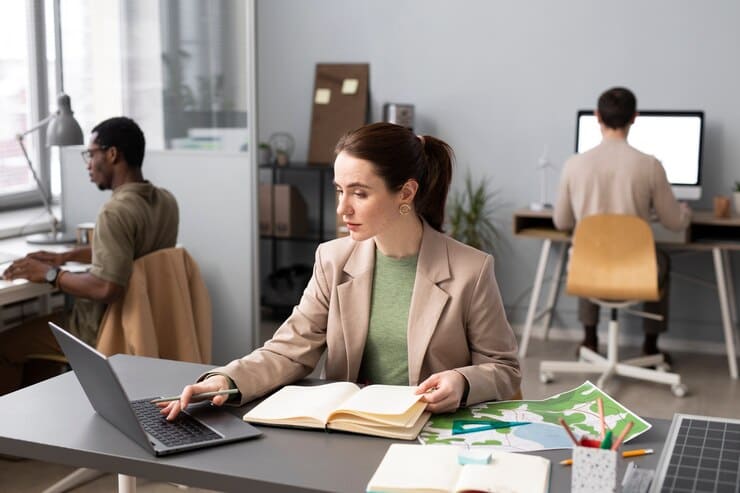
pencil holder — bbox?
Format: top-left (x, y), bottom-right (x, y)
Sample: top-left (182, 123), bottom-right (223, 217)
top-left (571, 445), bottom-right (617, 493)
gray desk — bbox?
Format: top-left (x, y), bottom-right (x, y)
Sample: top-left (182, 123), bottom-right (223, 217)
top-left (0, 354), bottom-right (670, 492)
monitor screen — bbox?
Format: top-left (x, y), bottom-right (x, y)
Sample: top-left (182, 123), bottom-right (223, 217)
top-left (575, 110), bottom-right (704, 200)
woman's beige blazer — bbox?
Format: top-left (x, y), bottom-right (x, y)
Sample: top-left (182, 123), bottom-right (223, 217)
top-left (215, 221), bottom-right (521, 406)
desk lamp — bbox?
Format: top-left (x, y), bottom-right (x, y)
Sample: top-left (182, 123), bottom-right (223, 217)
top-left (16, 93), bottom-right (83, 244)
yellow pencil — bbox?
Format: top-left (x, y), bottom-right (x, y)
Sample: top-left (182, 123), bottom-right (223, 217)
top-left (559, 448), bottom-right (654, 466)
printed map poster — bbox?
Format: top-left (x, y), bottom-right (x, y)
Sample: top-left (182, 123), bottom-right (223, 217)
top-left (419, 381), bottom-right (651, 452)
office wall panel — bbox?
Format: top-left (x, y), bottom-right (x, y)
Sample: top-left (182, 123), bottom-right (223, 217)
top-left (255, 0), bottom-right (740, 345)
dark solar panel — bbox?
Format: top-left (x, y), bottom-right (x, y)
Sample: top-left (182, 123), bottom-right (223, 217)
top-left (653, 415), bottom-right (740, 493)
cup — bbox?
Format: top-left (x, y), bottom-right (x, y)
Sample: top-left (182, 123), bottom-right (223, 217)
top-left (714, 195), bottom-right (731, 219)
top-left (571, 445), bottom-right (617, 493)
top-left (76, 222), bottom-right (95, 247)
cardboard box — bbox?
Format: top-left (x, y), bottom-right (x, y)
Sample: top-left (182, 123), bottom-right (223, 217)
top-left (273, 184), bottom-right (308, 237)
top-left (258, 183), bottom-right (273, 235)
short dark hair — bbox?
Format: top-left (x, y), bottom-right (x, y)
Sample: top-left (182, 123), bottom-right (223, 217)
top-left (91, 117), bottom-right (146, 168)
top-left (597, 87), bottom-right (637, 129)
top-left (335, 122), bottom-right (453, 232)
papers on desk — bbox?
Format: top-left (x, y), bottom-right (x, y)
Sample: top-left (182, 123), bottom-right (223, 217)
top-left (420, 381), bottom-right (651, 452)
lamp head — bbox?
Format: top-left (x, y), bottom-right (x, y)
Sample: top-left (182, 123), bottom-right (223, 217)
top-left (46, 93), bottom-right (83, 146)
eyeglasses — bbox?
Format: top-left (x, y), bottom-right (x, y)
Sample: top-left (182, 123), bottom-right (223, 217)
top-left (80, 146), bottom-right (109, 162)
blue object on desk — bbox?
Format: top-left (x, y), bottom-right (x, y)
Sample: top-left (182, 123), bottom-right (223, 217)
top-left (451, 419), bottom-right (530, 435)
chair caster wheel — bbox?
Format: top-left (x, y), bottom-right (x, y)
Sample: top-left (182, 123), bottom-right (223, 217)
top-left (539, 372), bottom-right (554, 384)
top-left (671, 384), bottom-right (688, 397)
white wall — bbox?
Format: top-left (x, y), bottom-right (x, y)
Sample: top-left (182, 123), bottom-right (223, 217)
top-left (60, 147), bottom-right (256, 364)
top-left (255, 0), bottom-right (740, 344)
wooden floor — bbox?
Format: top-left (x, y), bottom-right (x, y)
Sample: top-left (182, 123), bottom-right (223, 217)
top-left (1, 338), bottom-right (738, 492)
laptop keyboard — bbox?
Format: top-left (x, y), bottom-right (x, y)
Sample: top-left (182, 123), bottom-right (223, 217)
top-left (131, 399), bottom-right (221, 447)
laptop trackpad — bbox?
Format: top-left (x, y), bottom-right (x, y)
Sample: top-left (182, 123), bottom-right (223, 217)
top-left (186, 403), bottom-right (261, 438)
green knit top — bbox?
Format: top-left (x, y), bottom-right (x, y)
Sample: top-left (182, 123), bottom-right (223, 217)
top-left (357, 248), bottom-right (418, 385)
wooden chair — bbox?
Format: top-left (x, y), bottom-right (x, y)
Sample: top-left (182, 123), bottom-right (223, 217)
top-left (539, 214), bottom-right (687, 397)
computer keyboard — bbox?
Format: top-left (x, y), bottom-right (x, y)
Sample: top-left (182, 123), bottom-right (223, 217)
top-left (130, 399), bottom-right (221, 447)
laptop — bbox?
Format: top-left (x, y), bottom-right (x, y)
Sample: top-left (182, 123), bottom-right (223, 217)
top-left (48, 322), bottom-right (261, 456)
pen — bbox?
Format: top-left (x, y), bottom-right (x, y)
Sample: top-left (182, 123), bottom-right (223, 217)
top-left (559, 448), bottom-right (654, 466)
top-left (150, 388), bottom-right (239, 404)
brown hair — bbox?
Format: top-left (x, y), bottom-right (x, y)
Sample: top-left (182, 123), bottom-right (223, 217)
top-left (598, 87), bottom-right (637, 129)
top-left (335, 122), bottom-right (454, 232)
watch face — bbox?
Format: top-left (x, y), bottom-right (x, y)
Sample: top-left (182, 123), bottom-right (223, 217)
top-left (46, 267), bottom-right (59, 284)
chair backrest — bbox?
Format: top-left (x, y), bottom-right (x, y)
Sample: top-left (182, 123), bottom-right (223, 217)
top-left (566, 214), bottom-right (659, 302)
top-left (96, 247), bottom-right (213, 363)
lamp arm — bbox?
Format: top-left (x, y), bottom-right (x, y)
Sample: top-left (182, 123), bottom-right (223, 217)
top-left (16, 134), bottom-right (59, 235)
top-left (17, 114), bottom-right (55, 139)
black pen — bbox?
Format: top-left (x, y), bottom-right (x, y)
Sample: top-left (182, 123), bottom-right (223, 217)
top-left (150, 388), bottom-right (239, 404)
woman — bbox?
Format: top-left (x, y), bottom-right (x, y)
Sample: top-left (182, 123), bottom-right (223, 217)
top-left (161, 123), bottom-right (520, 420)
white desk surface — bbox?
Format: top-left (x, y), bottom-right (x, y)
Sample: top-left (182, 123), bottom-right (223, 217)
top-left (0, 236), bottom-right (84, 305)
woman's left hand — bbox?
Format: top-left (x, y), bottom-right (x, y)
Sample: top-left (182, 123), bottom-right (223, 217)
top-left (416, 370), bottom-right (466, 413)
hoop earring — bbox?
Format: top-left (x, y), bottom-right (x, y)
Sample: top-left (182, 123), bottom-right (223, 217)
top-left (399, 203), bottom-right (412, 215)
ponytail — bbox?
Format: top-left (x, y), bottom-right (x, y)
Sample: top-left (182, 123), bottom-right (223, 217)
top-left (335, 122), bottom-right (454, 232)
top-left (415, 135), bottom-right (453, 232)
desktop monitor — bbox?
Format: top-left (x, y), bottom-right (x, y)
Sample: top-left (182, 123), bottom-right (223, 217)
top-left (575, 110), bottom-right (704, 200)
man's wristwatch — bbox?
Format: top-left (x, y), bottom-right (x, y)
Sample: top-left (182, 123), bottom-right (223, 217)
top-left (45, 267), bottom-right (60, 286)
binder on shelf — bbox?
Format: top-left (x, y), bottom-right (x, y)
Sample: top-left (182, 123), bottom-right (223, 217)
top-left (258, 183), bottom-right (273, 235)
top-left (273, 184), bottom-right (308, 238)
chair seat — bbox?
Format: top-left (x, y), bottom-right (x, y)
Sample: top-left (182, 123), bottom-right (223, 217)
top-left (539, 214), bottom-right (686, 397)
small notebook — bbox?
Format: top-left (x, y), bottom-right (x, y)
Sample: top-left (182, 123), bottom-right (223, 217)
top-left (366, 444), bottom-right (551, 493)
top-left (243, 382), bottom-right (430, 440)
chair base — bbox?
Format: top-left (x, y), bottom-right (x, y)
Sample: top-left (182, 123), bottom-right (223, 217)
top-left (539, 318), bottom-right (688, 398)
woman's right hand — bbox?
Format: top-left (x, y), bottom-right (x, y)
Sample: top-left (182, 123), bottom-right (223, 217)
top-left (157, 374), bottom-right (231, 421)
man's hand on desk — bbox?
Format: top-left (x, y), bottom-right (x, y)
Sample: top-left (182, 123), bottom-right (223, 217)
top-left (2, 256), bottom-right (55, 283)
top-left (26, 250), bottom-right (66, 266)
top-left (28, 246), bottom-right (92, 265)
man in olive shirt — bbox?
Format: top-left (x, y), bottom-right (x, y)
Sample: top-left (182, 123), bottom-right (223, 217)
top-left (553, 87), bottom-right (690, 358)
top-left (0, 116), bottom-right (179, 395)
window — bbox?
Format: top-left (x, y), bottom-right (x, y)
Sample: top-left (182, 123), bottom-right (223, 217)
top-left (0, 1), bottom-right (41, 208)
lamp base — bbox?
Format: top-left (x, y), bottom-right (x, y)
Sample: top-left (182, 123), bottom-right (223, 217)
top-left (26, 231), bottom-right (77, 245)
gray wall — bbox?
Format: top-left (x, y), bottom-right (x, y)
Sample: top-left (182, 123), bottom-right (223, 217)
top-left (256, 0), bottom-right (740, 345)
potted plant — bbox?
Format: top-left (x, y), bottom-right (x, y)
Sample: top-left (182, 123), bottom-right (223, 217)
top-left (734, 181), bottom-right (740, 215)
top-left (258, 142), bottom-right (272, 165)
top-left (447, 172), bottom-right (501, 254)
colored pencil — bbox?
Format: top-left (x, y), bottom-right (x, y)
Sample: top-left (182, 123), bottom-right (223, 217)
top-left (559, 448), bottom-right (654, 466)
top-left (559, 417), bottom-right (579, 445)
top-left (610, 420), bottom-right (635, 451)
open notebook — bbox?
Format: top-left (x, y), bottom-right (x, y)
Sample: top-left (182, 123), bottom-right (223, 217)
top-left (243, 382), bottom-right (430, 440)
top-left (366, 444), bottom-right (551, 493)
